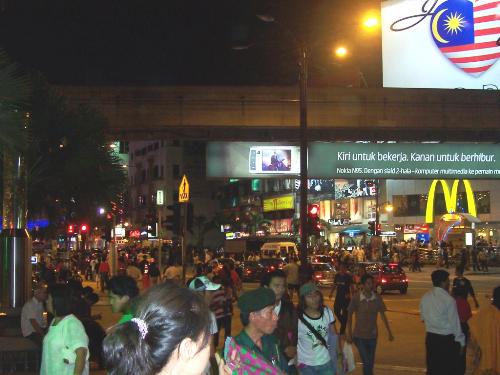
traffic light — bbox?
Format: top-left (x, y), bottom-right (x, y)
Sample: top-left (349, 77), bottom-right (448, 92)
top-left (80, 224), bottom-right (88, 233)
top-left (368, 221), bottom-right (375, 235)
top-left (307, 204), bottom-right (321, 237)
top-left (164, 203), bottom-right (181, 235)
top-left (67, 224), bottom-right (74, 234)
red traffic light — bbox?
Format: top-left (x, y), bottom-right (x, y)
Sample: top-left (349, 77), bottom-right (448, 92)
top-left (81, 224), bottom-right (88, 232)
top-left (67, 224), bottom-right (74, 234)
top-left (308, 204), bottom-right (319, 216)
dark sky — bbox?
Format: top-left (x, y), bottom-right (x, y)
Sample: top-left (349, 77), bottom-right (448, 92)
top-left (0, 0), bottom-right (381, 86)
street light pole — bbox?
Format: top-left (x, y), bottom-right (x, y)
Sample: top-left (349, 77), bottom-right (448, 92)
top-left (299, 44), bottom-right (309, 266)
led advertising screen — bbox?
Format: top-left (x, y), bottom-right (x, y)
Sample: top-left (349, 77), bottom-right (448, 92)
top-left (207, 142), bottom-right (300, 178)
top-left (382, 0), bottom-right (500, 89)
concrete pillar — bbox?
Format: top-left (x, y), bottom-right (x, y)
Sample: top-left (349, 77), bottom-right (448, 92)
top-left (0, 150), bottom-right (31, 313)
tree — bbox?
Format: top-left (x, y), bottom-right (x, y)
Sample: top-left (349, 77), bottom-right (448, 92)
top-left (24, 76), bottom-right (126, 237)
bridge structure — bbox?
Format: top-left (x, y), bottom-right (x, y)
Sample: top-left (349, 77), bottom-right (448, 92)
top-left (56, 85), bottom-right (500, 142)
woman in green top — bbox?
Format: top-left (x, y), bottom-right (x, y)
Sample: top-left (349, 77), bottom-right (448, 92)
top-left (107, 275), bottom-right (139, 324)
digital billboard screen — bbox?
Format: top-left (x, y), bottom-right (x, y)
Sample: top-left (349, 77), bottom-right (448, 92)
top-left (207, 142), bottom-right (300, 178)
top-left (382, 0), bottom-right (500, 90)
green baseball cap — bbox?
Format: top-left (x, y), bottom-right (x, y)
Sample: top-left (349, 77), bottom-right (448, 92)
top-left (238, 287), bottom-right (275, 314)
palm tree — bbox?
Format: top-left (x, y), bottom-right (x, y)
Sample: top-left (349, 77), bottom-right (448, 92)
top-left (0, 49), bottom-right (31, 229)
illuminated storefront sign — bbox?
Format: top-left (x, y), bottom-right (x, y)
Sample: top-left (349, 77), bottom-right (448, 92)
top-left (263, 195), bottom-right (294, 212)
top-left (425, 179), bottom-right (477, 223)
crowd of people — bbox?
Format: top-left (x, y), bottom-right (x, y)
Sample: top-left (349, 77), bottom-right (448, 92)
top-left (21, 244), bottom-right (500, 375)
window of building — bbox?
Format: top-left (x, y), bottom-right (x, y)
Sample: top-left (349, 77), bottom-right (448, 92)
top-left (119, 141), bottom-right (129, 154)
top-left (141, 170), bottom-right (146, 183)
top-left (141, 147), bottom-right (147, 156)
top-left (160, 165), bottom-right (164, 178)
top-left (393, 194), bottom-right (427, 217)
top-left (173, 164), bottom-right (180, 179)
top-left (154, 142), bottom-right (159, 150)
top-left (138, 195), bottom-right (146, 206)
top-left (153, 165), bottom-right (160, 179)
top-left (475, 191), bottom-right (490, 214)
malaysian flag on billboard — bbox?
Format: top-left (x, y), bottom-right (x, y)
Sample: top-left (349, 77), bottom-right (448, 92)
top-left (431, 0), bottom-right (500, 76)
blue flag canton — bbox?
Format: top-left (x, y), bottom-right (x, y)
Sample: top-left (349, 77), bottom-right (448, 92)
top-left (430, 0), bottom-right (475, 48)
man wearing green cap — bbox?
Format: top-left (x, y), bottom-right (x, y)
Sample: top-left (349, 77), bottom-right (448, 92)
top-left (234, 287), bottom-right (289, 372)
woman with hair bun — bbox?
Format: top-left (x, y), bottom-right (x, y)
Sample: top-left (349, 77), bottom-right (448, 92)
top-left (103, 280), bottom-right (231, 375)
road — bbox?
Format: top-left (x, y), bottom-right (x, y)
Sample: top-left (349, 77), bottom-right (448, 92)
top-left (84, 266), bottom-right (499, 375)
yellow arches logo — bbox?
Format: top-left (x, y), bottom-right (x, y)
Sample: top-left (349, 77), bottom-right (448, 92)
top-left (425, 179), bottom-right (477, 223)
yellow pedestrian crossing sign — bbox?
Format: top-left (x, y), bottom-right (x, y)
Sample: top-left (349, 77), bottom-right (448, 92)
top-left (178, 175), bottom-right (190, 203)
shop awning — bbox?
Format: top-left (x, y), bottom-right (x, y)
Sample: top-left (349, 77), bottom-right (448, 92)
top-left (338, 225), bottom-right (369, 236)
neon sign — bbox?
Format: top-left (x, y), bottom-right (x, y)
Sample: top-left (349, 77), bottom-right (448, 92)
top-left (425, 179), bottom-right (477, 223)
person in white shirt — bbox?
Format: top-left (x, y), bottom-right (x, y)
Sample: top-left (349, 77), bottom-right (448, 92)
top-left (420, 269), bottom-right (465, 375)
top-left (21, 283), bottom-right (48, 347)
top-left (297, 282), bottom-right (339, 374)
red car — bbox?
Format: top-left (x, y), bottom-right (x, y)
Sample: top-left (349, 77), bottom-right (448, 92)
top-left (361, 262), bottom-right (408, 294)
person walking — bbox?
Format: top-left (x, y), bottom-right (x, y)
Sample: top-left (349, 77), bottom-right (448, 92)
top-left (329, 263), bottom-right (355, 335)
top-left (420, 269), bottom-right (465, 375)
top-left (297, 283), bottom-right (338, 375)
top-left (452, 266), bottom-right (480, 375)
top-left (41, 284), bottom-right (89, 375)
top-left (21, 283), bottom-right (48, 348)
top-left (284, 256), bottom-right (300, 300)
top-left (471, 247), bottom-right (481, 272)
top-left (346, 274), bottom-right (394, 375)
top-left (98, 257), bottom-right (110, 292)
top-left (107, 275), bottom-right (140, 324)
top-left (478, 249), bottom-right (488, 272)
top-left (234, 288), bottom-right (289, 373)
top-left (210, 275), bottom-right (233, 348)
top-left (262, 270), bottom-right (298, 366)
top-left (103, 281), bottom-right (231, 375)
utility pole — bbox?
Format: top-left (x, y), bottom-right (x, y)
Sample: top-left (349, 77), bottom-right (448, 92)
top-left (299, 44), bottom-right (309, 266)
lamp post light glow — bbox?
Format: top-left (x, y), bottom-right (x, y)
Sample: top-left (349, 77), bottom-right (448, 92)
top-left (363, 16), bottom-right (379, 29)
top-left (334, 46), bottom-right (348, 58)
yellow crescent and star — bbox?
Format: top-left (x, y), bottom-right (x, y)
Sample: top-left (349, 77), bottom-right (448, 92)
top-left (432, 8), bottom-right (467, 44)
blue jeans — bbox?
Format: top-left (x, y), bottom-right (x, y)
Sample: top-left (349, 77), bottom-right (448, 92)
top-left (353, 337), bottom-right (377, 375)
top-left (299, 360), bottom-right (335, 375)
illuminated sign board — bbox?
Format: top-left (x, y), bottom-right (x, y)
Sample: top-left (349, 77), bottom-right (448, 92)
top-left (207, 142), bottom-right (300, 178)
top-left (309, 143), bottom-right (500, 179)
top-left (263, 195), bottom-right (295, 212)
top-left (425, 179), bottom-right (477, 223)
top-left (382, 0), bottom-right (500, 89)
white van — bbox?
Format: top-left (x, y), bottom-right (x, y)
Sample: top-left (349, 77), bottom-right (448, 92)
top-left (260, 242), bottom-right (298, 260)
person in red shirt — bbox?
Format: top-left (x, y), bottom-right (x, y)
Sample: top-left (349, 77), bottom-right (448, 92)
top-left (98, 258), bottom-right (110, 292)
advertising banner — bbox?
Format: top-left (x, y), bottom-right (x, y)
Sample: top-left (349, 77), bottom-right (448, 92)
top-left (208, 142), bottom-right (500, 179)
top-left (206, 142), bottom-right (300, 178)
top-left (263, 195), bottom-right (295, 212)
top-left (382, 0), bottom-right (500, 89)
top-left (309, 142), bottom-right (500, 179)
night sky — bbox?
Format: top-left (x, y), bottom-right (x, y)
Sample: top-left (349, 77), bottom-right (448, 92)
top-left (0, 0), bottom-right (381, 86)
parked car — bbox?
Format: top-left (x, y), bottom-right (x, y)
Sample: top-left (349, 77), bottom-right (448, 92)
top-left (260, 258), bottom-right (286, 273)
top-left (240, 260), bottom-right (265, 282)
top-left (311, 262), bottom-right (335, 287)
top-left (361, 262), bottom-right (408, 294)
top-left (309, 255), bottom-right (335, 266)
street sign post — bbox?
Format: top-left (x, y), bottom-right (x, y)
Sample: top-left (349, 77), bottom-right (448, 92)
top-left (178, 175), bottom-right (190, 282)
top-left (179, 175), bottom-right (189, 203)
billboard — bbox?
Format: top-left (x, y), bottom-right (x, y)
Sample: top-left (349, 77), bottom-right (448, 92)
top-left (207, 142), bottom-right (300, 178)
top-left (382, 0), bottom-right (500, 89)
top-left (309, 142), bottom-right (500, 179)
